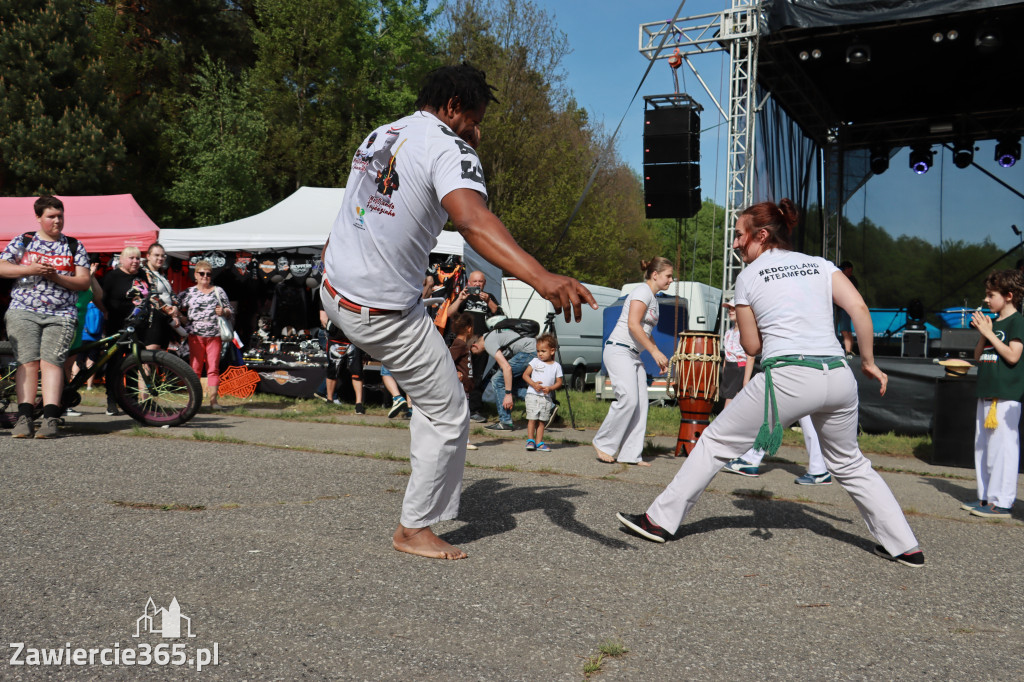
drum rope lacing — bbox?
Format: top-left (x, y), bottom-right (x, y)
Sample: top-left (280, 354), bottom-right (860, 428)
top-left (666, 338), bottom-right (721, 402)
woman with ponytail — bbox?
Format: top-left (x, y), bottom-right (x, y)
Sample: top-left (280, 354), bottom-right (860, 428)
top-left (617, 199), bottom-right (924, 568)
top-left (593, 256), bottom-right (674, 465)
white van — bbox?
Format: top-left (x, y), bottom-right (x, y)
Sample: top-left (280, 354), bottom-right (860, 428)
top-left (500, 278), bottom-right (622, 390)
top-left (619, 281), bottom-right (723, 332)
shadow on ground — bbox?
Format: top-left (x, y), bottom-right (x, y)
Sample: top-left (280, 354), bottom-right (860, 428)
top-left (442, 478), bottom-right (635, 550)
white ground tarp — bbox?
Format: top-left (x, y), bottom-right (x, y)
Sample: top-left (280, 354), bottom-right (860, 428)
top-left (160, 186), bottom-right (501, 302)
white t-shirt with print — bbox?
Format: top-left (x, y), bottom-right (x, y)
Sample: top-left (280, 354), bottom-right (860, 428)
top-left (324, 110), bottom-right (488, 310)
top-left (608, 284), bottom-right (658, 348)
top-left (733, 249), bottom-right (843, 360)
top-left (526, 357), bottom-right (563, 398)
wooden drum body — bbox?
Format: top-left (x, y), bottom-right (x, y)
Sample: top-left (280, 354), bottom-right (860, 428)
top-left (673, 332), bottom-right (721, 456)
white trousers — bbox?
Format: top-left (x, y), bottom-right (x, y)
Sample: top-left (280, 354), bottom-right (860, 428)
top-left (740, 414), bottom-right (827, 475)
top-left (321, 288), bottom-right (469, 528)
top-left (593, 345), bottom-right (648, 463)
top-left (647, 363), bottom-right (919, 556)
top-left (974, 398), bottom-right (1021, 509)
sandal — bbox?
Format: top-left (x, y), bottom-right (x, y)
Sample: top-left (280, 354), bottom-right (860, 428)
top-left (537, 442), bottom-right (551, 452)
top-left (525, 439), bottom-right (537, 451)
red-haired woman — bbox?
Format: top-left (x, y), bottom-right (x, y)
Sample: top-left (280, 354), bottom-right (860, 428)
top-left (616, 199), bottom-right (924, 568)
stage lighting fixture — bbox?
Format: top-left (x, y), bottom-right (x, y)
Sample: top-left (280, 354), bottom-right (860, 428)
top-left (811, 49), bottom-right (822, 59)
top-left (995, 137), bottom-right (1021, 168)
top-left (952, 141), bottom-right (974, 169)
top-left (947, 30), bottom-right (959, 41)
top-left (845, 44), bottom-right (870, 65)
top-left (932, 32), bottom-right (943, 43)
top-left (798, 50), bottom-right (809, 61)
top-left (975, 25), bottom-right (1002, 53)
top-left (869, 147), bottom-right (889, 175)
top-left (909, 145), bottom-right (933, 174)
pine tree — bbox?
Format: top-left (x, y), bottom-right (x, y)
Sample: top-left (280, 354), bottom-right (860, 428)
top-left (0, 0), bottom-right (125, 195)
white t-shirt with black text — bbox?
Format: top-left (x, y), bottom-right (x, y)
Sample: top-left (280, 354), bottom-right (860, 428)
top-left (325, 110), bottom-right (488, 310)
top-left (733, 249), bottom-right (843, 360)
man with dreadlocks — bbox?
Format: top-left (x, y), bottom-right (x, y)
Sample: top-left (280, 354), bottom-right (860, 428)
top-left (322, 63), bottom-right (596, 560)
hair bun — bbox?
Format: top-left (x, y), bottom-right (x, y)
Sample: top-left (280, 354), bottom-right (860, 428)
top-left (639, 259), bottom-right (651, 273)
top-left (777, 198), bottom-right (799, 231)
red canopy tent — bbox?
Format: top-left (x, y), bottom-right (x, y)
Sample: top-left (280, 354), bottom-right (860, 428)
top-left (0, 194), bottom-right (159, 254)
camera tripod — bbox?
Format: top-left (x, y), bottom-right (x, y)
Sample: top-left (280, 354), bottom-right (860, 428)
top-left (542, 312), bottom-right (579, 430)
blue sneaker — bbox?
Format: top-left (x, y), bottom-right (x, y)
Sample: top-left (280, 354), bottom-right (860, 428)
top-left (970, 505), bottom-right (1012, 519)
top-left (795, 471), bottom-right (832, 485)
top-left (723, 458), bottom-right (760, 477)
top-left (960, 500), bottom-right (988, 512)
top-left (525, 439), bottom-right (536, 451)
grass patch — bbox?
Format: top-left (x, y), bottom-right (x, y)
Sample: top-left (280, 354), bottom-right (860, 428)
top-left (582, 653), bottom-right (604, 678)
top-left (127, 424), bottom-right (174, 439)
top-left (110, 500), bottom-right (206, 512)
top-left (597, 640), bottom-right (628, 657)
top-left (192, 431), bottom-right (246, 444)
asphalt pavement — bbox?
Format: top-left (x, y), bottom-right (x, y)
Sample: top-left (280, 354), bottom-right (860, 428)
top-left (1, 406), bottom-right (1022, 680)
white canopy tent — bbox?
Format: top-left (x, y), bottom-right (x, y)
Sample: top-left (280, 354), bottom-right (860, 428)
top-left (160, 186), bottom-right (502, 302)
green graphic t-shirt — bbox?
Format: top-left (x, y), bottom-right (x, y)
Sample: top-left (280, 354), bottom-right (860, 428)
top-left (976, 311), bottom-right (1024, 400)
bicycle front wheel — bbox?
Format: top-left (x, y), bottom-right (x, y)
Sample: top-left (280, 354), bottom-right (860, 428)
top-left (113, 350), bottom-right (202, 427)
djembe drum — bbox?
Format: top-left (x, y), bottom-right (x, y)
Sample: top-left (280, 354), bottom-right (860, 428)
top-left (671, 332), bottom-right (721, 456)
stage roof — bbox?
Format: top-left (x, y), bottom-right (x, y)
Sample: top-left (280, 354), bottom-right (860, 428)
top-left (0, 194), bottom-right (159, 254)
top-left (759, 0), bottom-right (1024, 149)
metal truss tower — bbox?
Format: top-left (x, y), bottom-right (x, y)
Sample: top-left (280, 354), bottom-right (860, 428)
top-left (639, 1), bottom-right (761, 298)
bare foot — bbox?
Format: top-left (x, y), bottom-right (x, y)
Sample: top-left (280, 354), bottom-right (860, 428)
top-left (392, 524), bottom-right (467, 560)
top-left (594, 444), bottom-right (615, 463)
top-left (631, 460), bottom-right (652, 467)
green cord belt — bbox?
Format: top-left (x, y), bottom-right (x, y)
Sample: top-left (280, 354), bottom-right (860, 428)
top-left (752, 355), bottom-right (847, 456)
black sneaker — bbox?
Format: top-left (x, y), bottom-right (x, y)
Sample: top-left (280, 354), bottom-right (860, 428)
top-left (616, 512), bottom-right (669, 543)
top-left (485, 421), bottom-right (514, 431)
top-left (387, 396), bottom-right (408, 418)
top-left (355, 403), bottom-right (366, 415)
top-left (105, 405), bottom-right (120, 416)
top-left (874, 545), bottom-right (925, 568)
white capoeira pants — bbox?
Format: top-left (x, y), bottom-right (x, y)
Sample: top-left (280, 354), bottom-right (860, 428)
top-left (974, 398), bottom-right (1021, 509)
top-left (321, 288), bottom-right (469, 528)
top-left (647, 361), bottom-right (919, 556)
top-left (739, 414), bottom-right (827, 475)
top-left (593, 344), bottom-right (648, 464)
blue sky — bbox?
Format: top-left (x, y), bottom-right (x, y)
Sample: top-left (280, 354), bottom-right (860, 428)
top-left (525, 1), bottom-right (1024, 253)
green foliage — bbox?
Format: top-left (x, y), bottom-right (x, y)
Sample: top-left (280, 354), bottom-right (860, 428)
top-left (251, 0), bottom-right (439, 196)
top-left (165, 56), bottom-right (270, 225)
top-left (85, 0), bottom-right (256, 221)
top-left (647, 200), bottom-right (728, 288)
top-left (439, 0), bottom-right (657, 287)
top-left (838, 214), bottom-right (1011, 311)
top-left (0, 0), bottom-right (125, 194)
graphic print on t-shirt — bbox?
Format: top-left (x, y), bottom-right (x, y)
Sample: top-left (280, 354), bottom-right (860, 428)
top-left (352, 128), bottom-right (405, 228)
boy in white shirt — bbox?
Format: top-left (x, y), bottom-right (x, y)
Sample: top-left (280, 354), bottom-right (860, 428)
top-left (523, 334), bottom-right (563, 452)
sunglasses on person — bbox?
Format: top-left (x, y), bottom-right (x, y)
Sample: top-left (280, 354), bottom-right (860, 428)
top-left (195, 271), bottom-right (211, 277)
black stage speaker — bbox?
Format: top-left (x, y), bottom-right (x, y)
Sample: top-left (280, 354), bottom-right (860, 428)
top-left (901, 330), bottom-right (927, 358)
top-left (643, 105), bottom-right (700, 219)
top-left (940, 328), bottom-right (978, 357)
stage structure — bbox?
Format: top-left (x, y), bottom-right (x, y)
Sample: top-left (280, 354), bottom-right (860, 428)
top-left (640, 0), bottom-right (760, 298)
top-left (641, 0), bottom-right (1024, 296)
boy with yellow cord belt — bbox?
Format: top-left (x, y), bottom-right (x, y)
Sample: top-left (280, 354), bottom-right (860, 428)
top-left (968, 269), bottom-right (1024, 518)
